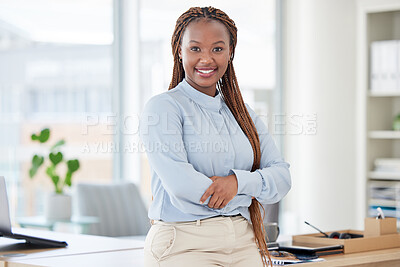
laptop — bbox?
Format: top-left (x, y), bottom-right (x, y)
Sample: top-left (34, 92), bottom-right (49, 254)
top-left (0, 176), bottom-right (68, 247)
top-left (278, 240), bottom-right (344, 256)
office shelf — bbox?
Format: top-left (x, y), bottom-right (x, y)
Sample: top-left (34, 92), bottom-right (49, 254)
top-left (368, 91), bottom-right (400, 97)
top-left (356, 0), bottom-right (400, 230)
top-left (368, 131), bottom-right (400, 139)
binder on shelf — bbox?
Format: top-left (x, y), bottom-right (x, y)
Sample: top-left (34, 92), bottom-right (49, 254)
top-left (370, 41), bottom-right (381, 91)
top-left (370, 40), bottom-right (399, 93)
top-left (382, 41), bottom-right (398, 91)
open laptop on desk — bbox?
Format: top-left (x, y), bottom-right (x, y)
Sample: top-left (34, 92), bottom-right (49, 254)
top-left (0, 176), bottom-right (67, 248)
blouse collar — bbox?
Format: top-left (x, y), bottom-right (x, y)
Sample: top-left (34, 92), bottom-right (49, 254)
top-left (180, 79), bottom-right (222, 111)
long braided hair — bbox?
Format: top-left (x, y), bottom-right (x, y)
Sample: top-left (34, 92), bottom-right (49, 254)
top-left (169, 7), bottom-right (272, 266)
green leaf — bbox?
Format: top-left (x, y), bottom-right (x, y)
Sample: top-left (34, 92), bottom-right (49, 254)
top-left (38, 128), bottom-right (50, 143)
top-left (67, 159), bottom-right (80, 173)
top-left (50, 140), bottom-right (65, 151)
top-left (32, 154), bottom-right (44, 167)
top-left (31, 133), bottom-right (39, 141)
top-left (65, 171), bottom-right (72, 187)
top-left (29, 167), bottom-right (37, 178)
top-left (31, 128), bottom-right (50, 143)
top-left (29, 155), bottom-right (44, 178)
top-left (46, 165), bottom-right (55, 178)
top-left (49, 152), bottom-right (63, 166)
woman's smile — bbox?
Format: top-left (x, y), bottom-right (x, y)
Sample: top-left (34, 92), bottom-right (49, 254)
top-left (195, 67), bottom-right (217, 77)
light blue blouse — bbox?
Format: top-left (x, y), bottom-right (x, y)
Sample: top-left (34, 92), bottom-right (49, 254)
top-left (139, 79), bottom-right (291, 222)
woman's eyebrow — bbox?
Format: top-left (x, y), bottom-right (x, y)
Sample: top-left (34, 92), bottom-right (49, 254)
top-left (213, 41), bottom-right (226, 45)
top-left (188, 40), bottom-right (226, 45)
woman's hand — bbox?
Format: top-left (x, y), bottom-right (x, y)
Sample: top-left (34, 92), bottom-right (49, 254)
top-left (199, 174), bottom-right (238, 209)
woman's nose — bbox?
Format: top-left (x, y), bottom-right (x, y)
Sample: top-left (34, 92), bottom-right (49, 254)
top-left (199, 52), bottom-right (213, 63)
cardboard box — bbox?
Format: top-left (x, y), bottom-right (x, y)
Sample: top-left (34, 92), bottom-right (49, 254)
top-left (293, 230), bottom-right (400, 253)
top-left (364, 217), bottom-right (397, 237)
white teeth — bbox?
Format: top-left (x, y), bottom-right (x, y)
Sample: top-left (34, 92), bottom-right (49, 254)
top-left (197, 69), bottom-right (214, 74)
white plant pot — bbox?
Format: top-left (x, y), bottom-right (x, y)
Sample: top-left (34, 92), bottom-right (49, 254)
top-left (44, 193), bottom-right (72, 221)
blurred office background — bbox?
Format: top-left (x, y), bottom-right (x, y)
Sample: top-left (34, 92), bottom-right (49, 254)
top-left (0, 0), bottom-right (380, 235)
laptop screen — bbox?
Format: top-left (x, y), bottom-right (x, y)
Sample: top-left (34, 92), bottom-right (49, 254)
top-left (0, 176), bottom-right (13, 235)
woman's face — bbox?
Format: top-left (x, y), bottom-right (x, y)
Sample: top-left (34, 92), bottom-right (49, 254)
top-left (179, 18), bottom-right (231, 96)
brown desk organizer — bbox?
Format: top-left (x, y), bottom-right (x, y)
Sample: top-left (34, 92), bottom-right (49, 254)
top-left (293, 217), bottom-right (400, 254)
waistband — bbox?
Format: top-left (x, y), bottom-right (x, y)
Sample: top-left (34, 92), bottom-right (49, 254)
top-left (151, 214), bottom-right (243, 226)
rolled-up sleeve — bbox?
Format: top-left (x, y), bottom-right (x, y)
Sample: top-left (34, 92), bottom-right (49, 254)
top-left (229, 104), bottom-right (291, 205)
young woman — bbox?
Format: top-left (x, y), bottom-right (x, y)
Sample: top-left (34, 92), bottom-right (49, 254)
top-left (140, 6), bottom-right (291, 266)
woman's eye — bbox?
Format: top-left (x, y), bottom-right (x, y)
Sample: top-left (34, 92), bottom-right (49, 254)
top-left (190, 47), bottom-right (200, 52)
top-left (213, 47), bottom-right (223, 52)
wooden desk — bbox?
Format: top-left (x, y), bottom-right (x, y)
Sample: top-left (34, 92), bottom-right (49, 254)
top-left (303, 247), bottom-right (400, 266)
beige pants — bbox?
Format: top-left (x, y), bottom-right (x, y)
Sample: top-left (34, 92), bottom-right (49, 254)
top-left (144, 215), bottom-right (263, 267)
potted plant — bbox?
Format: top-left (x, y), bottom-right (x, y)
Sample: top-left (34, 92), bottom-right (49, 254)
top-left (29, 128), bottom-right (80, 220)
top-left (393, 113), bottom-right (400, 131)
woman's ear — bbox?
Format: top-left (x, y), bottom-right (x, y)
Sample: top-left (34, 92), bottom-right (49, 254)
top-left (178, 47), bottom-right (182, 61)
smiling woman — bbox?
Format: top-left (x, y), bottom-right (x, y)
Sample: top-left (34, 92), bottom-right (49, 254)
top-left (138, 2), bottom-right (280, 217)
top-left (139, 6), bottom-right (290, 267)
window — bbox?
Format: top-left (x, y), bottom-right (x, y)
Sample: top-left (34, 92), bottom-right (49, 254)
top-left (0, 0), bottom-right (114, 218)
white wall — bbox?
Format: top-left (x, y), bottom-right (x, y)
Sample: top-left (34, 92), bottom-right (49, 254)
top-left (282, 0), bottom-right (357, 234)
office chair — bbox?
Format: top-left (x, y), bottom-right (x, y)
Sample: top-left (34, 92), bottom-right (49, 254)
top-left (264, 203), bottom-right (280, 223)
top-left (75, 182), bottom-right (150, 237)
